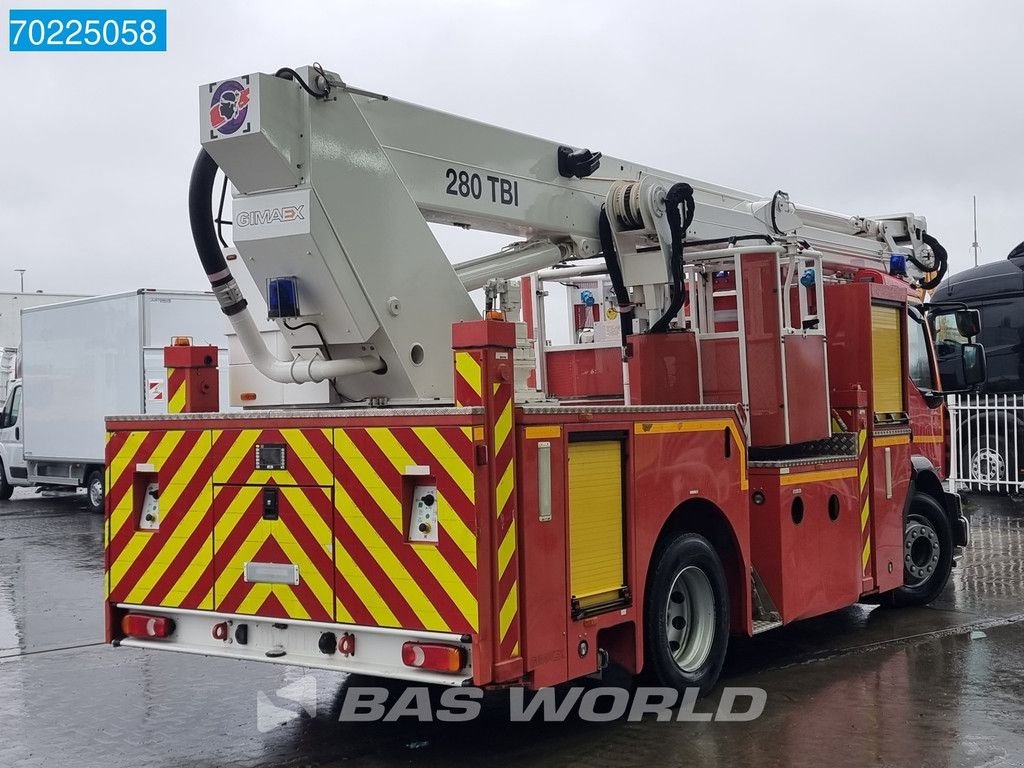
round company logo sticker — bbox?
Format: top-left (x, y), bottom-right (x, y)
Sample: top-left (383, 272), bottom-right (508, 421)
top-left (209, 79), bottom-right (250, 136)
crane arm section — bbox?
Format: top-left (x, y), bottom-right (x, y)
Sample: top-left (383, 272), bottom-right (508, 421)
top-left (360, 94), bottom-right (933, 273)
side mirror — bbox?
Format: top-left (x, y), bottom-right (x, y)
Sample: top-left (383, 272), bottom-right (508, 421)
top-left (0, 414), bottom-right (7, 430)
top-left (962, 342), bottom-right (986, 387)
top-left (939, 342), bottom-right (986, 393)
top-left (955, 309), bottom-right (981, 339)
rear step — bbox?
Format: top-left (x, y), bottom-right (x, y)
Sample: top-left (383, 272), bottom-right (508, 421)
top-left (751, 567), bottom-right (783, 635)
top-left (752, 619), bottom-right (784, 635)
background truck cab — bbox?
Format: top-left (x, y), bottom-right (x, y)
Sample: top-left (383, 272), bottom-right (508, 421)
top-left (932, 247), bottom-right (1024, 489)
top-left (0, 381), bottom-right (24, 500)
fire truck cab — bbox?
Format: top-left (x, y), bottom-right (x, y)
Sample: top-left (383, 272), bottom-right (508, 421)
top-left (105, 65), bottom-right (983, 694)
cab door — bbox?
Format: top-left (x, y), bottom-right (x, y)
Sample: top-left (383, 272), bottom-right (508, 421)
top-left (0, 383), bottom-right (28, 485)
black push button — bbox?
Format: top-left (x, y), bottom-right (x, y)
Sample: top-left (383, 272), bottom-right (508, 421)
top-left (262, 487), bottom-right (279, 520)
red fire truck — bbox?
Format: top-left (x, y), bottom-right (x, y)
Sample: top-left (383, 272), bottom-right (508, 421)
top-left (105, 65), bottom-right (984, 694)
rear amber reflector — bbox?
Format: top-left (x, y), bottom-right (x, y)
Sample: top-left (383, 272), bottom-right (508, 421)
top-left (240, 392), bottom-right (257, 402)
top-left (401, 641), bottom-right (466, 673)
top-left (121, 613), bottom-right (175, 639)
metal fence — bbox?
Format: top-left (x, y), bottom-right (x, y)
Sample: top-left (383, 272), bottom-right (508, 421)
top-left (948, 393), bottom-right (1024, 493)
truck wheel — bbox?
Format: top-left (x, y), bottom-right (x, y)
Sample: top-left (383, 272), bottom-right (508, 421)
top-left (887, 493), bottom-right (953, 608)
top-left (0, 460), bottom-right (12, 501)
top-left (967, 433), bottom-right (1015, 492)
top-left (643, 533), bottom-right (729, 696)
top-left (86, 470), bottom-right (104, 514)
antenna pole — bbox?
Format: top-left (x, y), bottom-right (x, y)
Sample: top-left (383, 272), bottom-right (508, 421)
top-left (971, 195), bottom-right (980, 267)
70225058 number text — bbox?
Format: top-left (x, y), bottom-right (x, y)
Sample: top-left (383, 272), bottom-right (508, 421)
top-left (8, 9), bottom-right (166, 52)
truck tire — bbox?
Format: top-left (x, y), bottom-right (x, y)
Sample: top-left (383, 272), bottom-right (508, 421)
top-left (85, 469), bottom-right (104, 514)
top-left (0, 460), bottom-right (12, 501)
top-left (643, 532), bottom-right (729, 696)
top-left (886, 493), bottom-right (954, 608)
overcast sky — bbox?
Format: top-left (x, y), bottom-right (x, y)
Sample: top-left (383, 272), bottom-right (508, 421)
top-left (2, 0), bottom-right (1022, 297)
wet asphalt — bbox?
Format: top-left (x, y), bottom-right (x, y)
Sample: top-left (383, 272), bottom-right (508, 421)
top-left (1, 489), bottom-right (1023, 768)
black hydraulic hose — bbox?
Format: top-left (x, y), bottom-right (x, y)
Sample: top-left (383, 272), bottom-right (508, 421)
top-left (649, 183), bottom-right (695, 333)
top-left (918, 233), bottom-right (948, 291)
top-left (682, 234), bottom-right (773, 248)
top-left (188, 150), bottom-right (227, 277)
top-left (188, 149), bottom-right (247, 316)
top-left (275, 66), bottom-right (331, 99)
top-left (599, 207), bottom-right (634, 343)
top-left (768, 190), bottom-right (787, 235)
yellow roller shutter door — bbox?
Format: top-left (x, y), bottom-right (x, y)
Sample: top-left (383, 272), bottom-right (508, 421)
top-left (568, 440), bottom-right (626, 611)
top-left (871, 305), bottom-right (904, 415)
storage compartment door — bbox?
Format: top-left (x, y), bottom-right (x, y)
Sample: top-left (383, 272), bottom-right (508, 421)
top-left (212, 484), bottom-right (334, 621)
top-left (568, 437), bottom-right (627, 617)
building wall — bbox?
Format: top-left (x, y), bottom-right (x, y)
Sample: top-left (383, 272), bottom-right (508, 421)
top-left (0, 292), bottom-right (89, 349)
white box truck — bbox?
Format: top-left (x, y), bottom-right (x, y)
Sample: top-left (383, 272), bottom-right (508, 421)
top-left (0, 290), bottom-right (230, 511)
top-left (0, 291), bottom-right (89, 406)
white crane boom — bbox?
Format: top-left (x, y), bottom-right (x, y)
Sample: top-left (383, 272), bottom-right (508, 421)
top-left (195, 65), bottom-right (946, 403)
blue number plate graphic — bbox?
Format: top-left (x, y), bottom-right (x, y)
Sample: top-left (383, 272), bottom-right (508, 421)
top-left (9, 9), bottom-right (166, 51)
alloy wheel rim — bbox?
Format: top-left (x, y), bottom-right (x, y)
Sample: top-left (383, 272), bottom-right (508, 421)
top-left (664, 565), bottom-right (716, 672)
top-left (89, 479), bottom-right (103, 508)
top-left (904, 513), bottom-right (940, 587)
top-left (970, 448), bottom-right (1005, 484)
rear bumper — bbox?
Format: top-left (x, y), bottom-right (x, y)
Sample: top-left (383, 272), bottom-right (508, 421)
top-left (112, 605), bottom-right (475, 687)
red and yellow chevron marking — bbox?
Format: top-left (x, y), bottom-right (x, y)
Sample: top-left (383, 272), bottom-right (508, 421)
top-left (106, 422), bottom-right (483, 633)
top-left (211, 427), bottom-right (334, 622)
top-left (492, 379), bottom-right (520, 659)
top-left (332, 426), bottom-right (479, 632)
top-left (106, 427), bottom-right (333, 612)
top-left (454, 350), bottom-right (483, 407)
top-left (213, 484), bottom-right (334, 621)
top-left (106, 428), bottom-right (221, 609)
top-left (166, 368), bottom-right (187, 415)
top-left (212, 427), bottom-right (334, 487)
top-left (858, 429), bottom-right (872, 575)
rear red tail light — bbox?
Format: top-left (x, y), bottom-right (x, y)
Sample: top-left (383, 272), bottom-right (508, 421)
top-left (401, 641), bottom-right (466, 673)
top-left (121, 613), bottom-right (175, 639)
